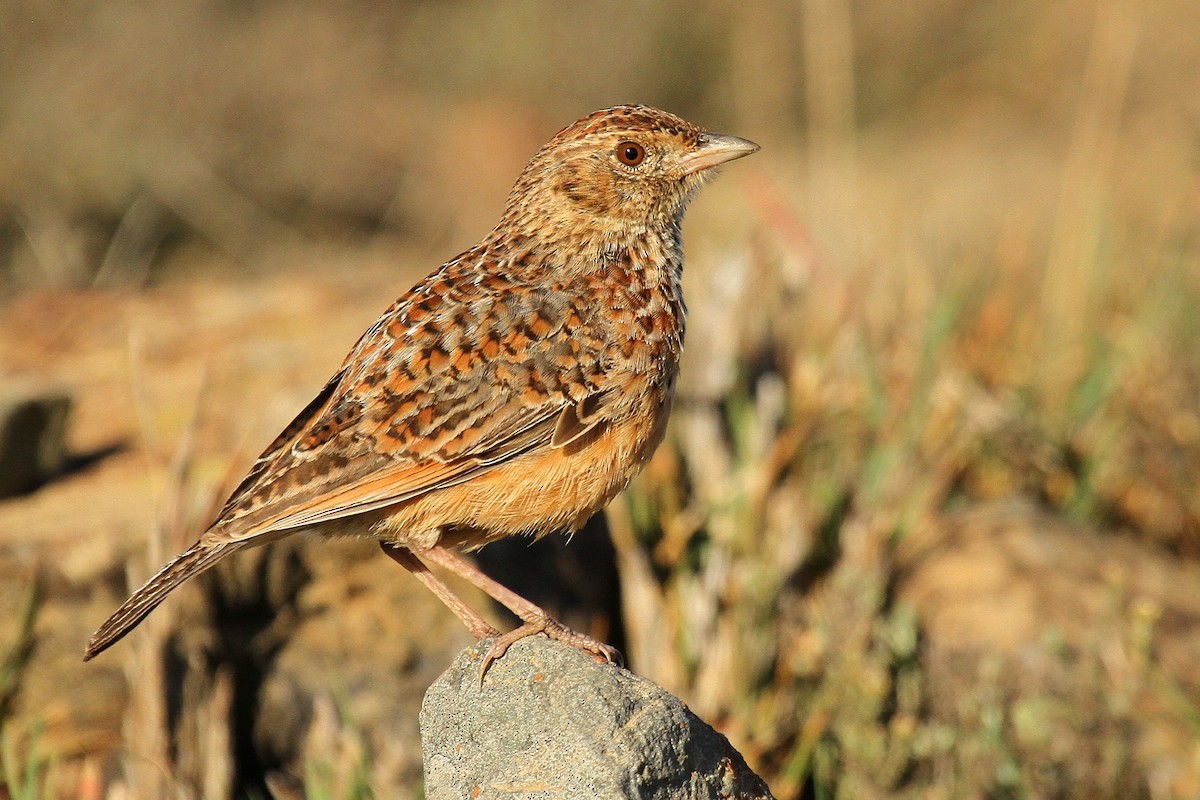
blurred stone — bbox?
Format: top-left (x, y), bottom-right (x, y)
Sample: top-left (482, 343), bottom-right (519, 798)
top-left (896, 501), bottom-right (1200, 674)
top-left (0, 388), bottom-right (71, 497)
top-left (421, 637), bottom-right (774, 800)
top-left (896, 501), bottom-right (1200, 797)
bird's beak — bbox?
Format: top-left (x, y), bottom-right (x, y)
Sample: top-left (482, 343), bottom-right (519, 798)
top-left (680, 132), bottom-right (760, 175)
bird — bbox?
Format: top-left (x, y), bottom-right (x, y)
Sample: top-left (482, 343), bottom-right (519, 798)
top-left (84, 104), bottom-right (758, 675)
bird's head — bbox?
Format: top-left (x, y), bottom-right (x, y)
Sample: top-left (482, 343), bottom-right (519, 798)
top-left (500, 105), bottom-right (758, 246)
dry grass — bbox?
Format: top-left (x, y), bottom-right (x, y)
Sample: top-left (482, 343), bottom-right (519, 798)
top-left (2, 0), bottom-right (1199, 798)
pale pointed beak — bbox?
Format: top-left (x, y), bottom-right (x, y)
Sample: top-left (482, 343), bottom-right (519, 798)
top-left (680, 132), bottom-right (760, 175)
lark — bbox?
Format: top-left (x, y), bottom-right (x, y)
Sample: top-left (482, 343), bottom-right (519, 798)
top-left (85, 105), bottom-right (758, 674)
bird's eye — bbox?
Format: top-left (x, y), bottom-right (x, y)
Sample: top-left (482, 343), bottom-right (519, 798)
top-left (616, 141), bottom-right (646, 166)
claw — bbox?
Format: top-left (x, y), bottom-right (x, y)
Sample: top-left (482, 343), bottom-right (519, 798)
top-left (478, 619), bottom-right (545, 685)
top-left (476, 616), bottom-right (623, 686)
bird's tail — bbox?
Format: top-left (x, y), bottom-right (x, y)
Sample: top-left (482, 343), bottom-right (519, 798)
top-left (83, 540), bottom-right (240, 661)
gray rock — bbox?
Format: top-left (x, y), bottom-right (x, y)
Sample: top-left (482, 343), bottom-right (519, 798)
top-left (421, 637), bottom-right (774, 800)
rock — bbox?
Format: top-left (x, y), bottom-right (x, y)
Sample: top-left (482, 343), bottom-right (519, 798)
top-left (895, 501), bottom-right (1200, 797)
top-left (0, 388), bottom-right (71, 497)
top-left (896, 501), bottom-right (1200, 683)
top-left (421, 637), bottom-right (774, 800)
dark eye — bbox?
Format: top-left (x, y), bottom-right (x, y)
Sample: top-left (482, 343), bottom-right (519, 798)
top-left (616, 141), bottom-right (646, 166)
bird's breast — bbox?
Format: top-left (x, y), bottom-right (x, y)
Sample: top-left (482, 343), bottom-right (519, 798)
top-left (590, 243), bottom-right (686, 389)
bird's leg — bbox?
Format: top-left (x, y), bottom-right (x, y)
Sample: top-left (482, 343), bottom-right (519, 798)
top-left (416, 544), bottom-right (623, 679)
top-left (378, 542), bottom-right (500, 640)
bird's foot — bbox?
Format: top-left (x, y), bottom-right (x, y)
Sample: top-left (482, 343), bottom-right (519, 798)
top-left (478, 614), bottom-right (622, 684)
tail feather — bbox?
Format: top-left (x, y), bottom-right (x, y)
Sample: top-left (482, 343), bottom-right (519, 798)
top-left (83, 540), bottom-right (239, 661)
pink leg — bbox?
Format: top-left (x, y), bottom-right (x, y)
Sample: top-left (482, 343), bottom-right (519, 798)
top-left (379, 542), bottom-right (500, 640)
top-left (416, 544), bottom-right (623, 678)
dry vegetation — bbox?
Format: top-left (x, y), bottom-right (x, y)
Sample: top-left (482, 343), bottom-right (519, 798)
top-left (1, 1), bottom-right (1199, 798)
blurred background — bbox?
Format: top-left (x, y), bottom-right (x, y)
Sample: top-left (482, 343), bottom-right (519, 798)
top-left (1, 0), bottom-right (1199, 797)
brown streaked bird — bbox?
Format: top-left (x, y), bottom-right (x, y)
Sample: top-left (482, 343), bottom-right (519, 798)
top-left (84, 105), bottom-right (758, 675)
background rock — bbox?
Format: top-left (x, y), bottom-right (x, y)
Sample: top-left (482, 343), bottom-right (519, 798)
top-left (0, 387), bottom-right (71, 498)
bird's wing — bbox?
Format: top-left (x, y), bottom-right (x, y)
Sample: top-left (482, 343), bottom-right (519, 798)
top-left (204, 263), bottom-right (619, 543)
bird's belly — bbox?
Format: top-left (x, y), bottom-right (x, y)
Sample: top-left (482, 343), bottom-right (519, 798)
top-left (375, 397), bottom-right (670, 550)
